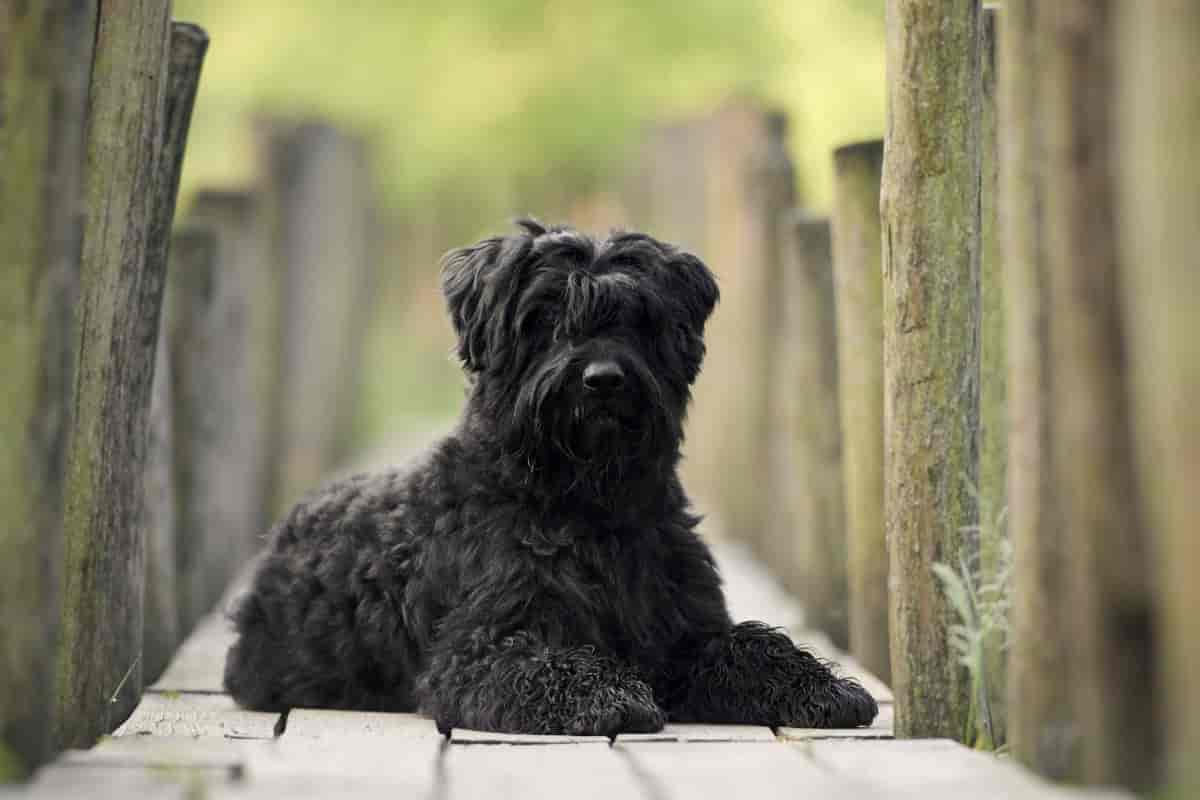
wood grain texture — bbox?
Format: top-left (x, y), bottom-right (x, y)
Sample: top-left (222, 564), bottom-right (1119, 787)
top-left (775, 213), bottom-right (849, 649)
top-left (56, 0), bottom-right (172, 750)
top-left (1041, 1), bottom-right (1158, 789)
top-left (881, 0), bottom-right (981, 739)
top-left (0, 0), bottom-right (94, 777)
top-left (829, 140), bottom-right (889, 685)
top-left (114, 692), bottom-right (279, 740)
top-left (1115, 1), bottom-right (1200, 795)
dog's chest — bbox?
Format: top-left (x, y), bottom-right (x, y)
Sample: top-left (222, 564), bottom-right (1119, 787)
top-left (528, 523), bottom-right (685, 658)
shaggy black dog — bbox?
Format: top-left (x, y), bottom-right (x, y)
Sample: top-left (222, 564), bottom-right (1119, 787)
top-left (224, 219), bottom-right (877, 735)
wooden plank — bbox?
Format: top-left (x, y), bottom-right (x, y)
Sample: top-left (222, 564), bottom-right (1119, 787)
top-left (450, 729), bottom-right (608, 745)
top-left (802, 739), bottom-right (1090, 798)
top-left (443, 741), bottom-right (644, 800)
top-left (618, 724), bottom-right (775, 744)
top-left (778, 703), bottom-right (894, 740)
top-left (283, 710), bottom-right (440, 740)
top-left (151, 614), bottom-right (236, 693)
top-left (59, 736), bottom-right (270, 771)
top-left (114, 692), bottom-right (278, 740)
top-left (23, 765), bottom-right (200, 799)
top-left (618, 741), bottom-right (869, 800)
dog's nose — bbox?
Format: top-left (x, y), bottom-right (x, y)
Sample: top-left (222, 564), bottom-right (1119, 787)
top-left (582, 360), bottom-right (625, 393)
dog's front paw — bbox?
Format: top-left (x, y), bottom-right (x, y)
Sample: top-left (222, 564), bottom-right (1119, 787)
top-left (565, 680), bottom-right (666, 737)
top-left (790, 677), bottom-right (878, 729)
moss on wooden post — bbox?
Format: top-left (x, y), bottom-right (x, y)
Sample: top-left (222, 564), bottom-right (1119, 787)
top-left (1000, 0), bottom-right (1078, 780)
top-left (0, 0), bottom-right (94, 776)
top-left (1041, 1), bottom-right (1159, 790)
top-left (829, 140), bottom-right (889, 684)
top-left (55, 0), bottom-right (171, 749)
top-left (1116, 3), bottom-right (1200, 795)
top-left (882, 0), bottom-right (981, 740)
top-left (778, 213), bottom-right (848, 648)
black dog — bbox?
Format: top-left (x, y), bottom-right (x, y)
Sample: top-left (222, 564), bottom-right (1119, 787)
top-left (224, 219), bottom-right (877, 735)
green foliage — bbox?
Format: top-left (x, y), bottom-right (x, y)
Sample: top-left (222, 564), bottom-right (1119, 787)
top-left (934, 504), bottom-right (1012, 751)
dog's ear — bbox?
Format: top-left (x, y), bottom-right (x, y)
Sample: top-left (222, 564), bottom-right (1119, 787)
top-left (664, 249), bottom-right (720, 331)
top-left (441, 230), bottom-right (536, 372)
top-left (441, 237), bottom-right (503, 372)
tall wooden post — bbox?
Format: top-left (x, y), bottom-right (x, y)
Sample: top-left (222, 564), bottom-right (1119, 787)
top-left (174, 190), bottom-right (272, 628)
top-left (264, 123), bottom-right (375, 511)
top-left (142, 20), bottom-right (210, 687)
top-left (778, 213), bottom-right (848, 648)
top-left (757, 112), bottom-right (799, 568)
top-left (977, 3), bottom-right (1007, 749)
top-left (829, 140), bottom-right (889, 683)
top-left (0, 0), bottom-right (94, 777)
top-left (882, 0), bottom-right (981, 739)
top-left (1001, 0), bottom-right (1077, 780)
top-left (56, 0), bottom-right (172, 749)
top-left (1042, 1), bottom-right (1159, 790)
top-left (1116, 2), bottom-right (1200, 795)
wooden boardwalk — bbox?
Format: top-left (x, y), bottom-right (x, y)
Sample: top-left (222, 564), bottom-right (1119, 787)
top-left (11, 540), bottom-right (1126, 799)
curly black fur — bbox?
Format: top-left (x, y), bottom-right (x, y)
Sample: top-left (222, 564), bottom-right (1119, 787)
top-left (224, 219), bottom-right (878, 734)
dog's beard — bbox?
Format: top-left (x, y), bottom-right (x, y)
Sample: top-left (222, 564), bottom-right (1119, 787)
top-left (506, 353), bottom-right (674, 475)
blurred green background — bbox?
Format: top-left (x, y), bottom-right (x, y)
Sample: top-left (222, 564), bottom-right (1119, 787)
top-left (174, 0), bottom-right (885, 450)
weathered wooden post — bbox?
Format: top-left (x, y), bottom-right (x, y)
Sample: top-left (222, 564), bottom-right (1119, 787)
top-left (1116, 3), bottom-right (1200, 795)
top-left (829, 140), bottom-right (889, 683)
top-left (1041, 1), bottom-right (1159, 789)
top-left (882, 0), bottom-right (981, 739)
top-left (142, 20), bottom-right (210, 686)
top-left (55, 0), bottom-right (172, 748)
top-left (977, 3), bottom-right (1007, 750)
top-left (166, 225), bottom-right (222, 631)
top-left (0, 0), bottom-right (94, 776)
top-left (1001, 0), bottom-right (1077, 780)
top-left (262, 122), bottom-right (375, 512)
top-left (172, 189), bottom-right (273, 630)
top-left (777, 213), bottom-right (848, 647)
top-left (757, 112), bottom-right (800, 568)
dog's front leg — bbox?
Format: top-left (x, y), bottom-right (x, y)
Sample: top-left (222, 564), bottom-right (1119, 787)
top-left (665, 622), bottom-right (877, 728)
top-left (416, 627), bottom-right (665, 736)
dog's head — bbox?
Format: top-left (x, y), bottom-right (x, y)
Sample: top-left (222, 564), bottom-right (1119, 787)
top-left (442, 219), bottom-right (718, 472)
